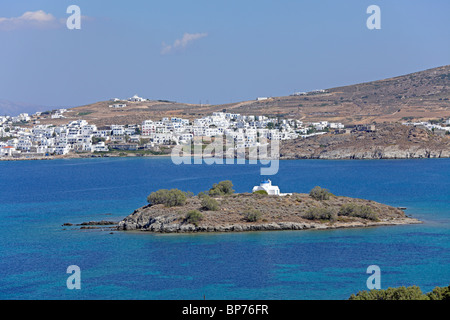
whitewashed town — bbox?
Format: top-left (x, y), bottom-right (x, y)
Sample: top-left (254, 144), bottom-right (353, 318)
top-left (0, 94), bottom-right (345, 159)
top-left (1, 94), bottom-right (449, 160)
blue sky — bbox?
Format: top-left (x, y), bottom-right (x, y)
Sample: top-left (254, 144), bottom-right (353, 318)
top-left (0, 0), bottom-right (449, 108)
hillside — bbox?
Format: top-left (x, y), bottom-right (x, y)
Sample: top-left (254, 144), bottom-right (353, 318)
top-left (279, 123), bottom-right (450, 159)
top-left (29, 65), bottom-right (450, 126)
top-left (220, 65), bottom-right (450, 124)
top-left (32, 99), bottom-right (207, 127)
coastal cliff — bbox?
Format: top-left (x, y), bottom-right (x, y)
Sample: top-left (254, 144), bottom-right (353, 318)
top-left (280, 123), bottom-right (450, 160)
top-left (117, 191), bottom-right (421, 233)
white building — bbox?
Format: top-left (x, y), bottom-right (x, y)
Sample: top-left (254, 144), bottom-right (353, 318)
top-left (109, 104), bottom-right (127, 108)
top-left (329, 122), bottom-right (345, 129)
top-left (252, 180), bottom-right (292, 196)
top-left (12, 113), bottom-right (31, 123)
top-left (142, 120), bottom-right (156, 136)
top-left (51, 113), bottom-right (65, 119)
top-left (92, 142), bottom-right (109, 152)
top-left (111, 125), bottom-right (125, 136)
top-left (55, 144), bottom-right (71, 155)
top-left (128, 95), bottom-right (146, 102)
top-left (0, 146), bottom-right (16, 157)
top-left (252, 180), bottom-right (281, 195)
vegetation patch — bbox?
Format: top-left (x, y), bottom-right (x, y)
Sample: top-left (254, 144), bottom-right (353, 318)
top-left (185, 210), bottom-right (203, 226)
top-left (349, 284), bottom-right (450, 300)
top-left (243, 209), bottom-right (262, 222)
top-left (253, 190), bottom-right (268, 195)
top-left (338, 203), bottom-right (378, 221)
top-left (77, 112), bottom-right (93, 116)
top-left (200, 195), bottom-right (220, 211)
top-left (304, 207), bottom-right (337, 222)
top-left (147, 189), bottom-right (188, 207)
top-left (309, 186), bottom-right (333, 201)
top-left (208, 180), bottom-right (235, 196)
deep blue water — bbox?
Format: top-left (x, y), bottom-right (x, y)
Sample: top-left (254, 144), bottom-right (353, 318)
top-left (0, 157), bottom-right (449, 300)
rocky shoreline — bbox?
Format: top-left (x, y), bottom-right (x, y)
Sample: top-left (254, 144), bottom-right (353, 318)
top-left (280, 148), bottom-right (450, 160)
top-left (117, 217), bottom-right (421, 233)
top-left (279, 123), bottom-right (450, 160)
top-left (279, 142), bottom-right (450, 160)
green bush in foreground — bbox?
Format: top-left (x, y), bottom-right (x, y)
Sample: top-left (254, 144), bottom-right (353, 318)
top-left (185, 210), bottom-right (204, 226)
top-left (304, 207), bottom-right (337, 222)
top-left (309, 186), bottom-right (332, 201)
top-left (339, 203), bottom-right (378, 221)
top-left (147, 189), bottom-right (187, 207)
top-left (349, 285), bottom-right (450, 300)
top-left (427, 285), bottom-right (450, 300)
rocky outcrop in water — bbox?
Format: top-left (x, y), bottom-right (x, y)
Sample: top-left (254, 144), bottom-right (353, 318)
top-left (117, 193), bottom-right (421, 234)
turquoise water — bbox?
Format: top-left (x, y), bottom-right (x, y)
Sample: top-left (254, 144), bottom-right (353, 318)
top-left (0, 157), bottom-right (449, 300)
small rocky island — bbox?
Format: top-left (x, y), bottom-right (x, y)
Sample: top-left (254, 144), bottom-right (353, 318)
top-left (117, 181), bottom-right (421, 233)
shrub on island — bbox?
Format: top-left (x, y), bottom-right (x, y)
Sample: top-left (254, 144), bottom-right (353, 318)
top-left (208, 180), bottom-right (235, 196)
top-left (185, 210), bottom-right (204, 226)
top-left (309, 186), bottom-right (333, 201)
top-left (338, 203), bottom-right (378, 221)
top-left (304, 207), bottom-right (337, 222)
top-left (200, 195), bottom-right (220, 211)
top-left (243, 209), bottom-right (262, 222)
top-left (147, 189), bottom-right (187, 207)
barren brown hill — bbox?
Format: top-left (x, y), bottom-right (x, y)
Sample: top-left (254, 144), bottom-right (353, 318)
top-left (33, 65), bottom-right (450, 126)
top-left (35, 100), bottom-right (211, 127)
top-left (219, 65), bottom-right (450, 124)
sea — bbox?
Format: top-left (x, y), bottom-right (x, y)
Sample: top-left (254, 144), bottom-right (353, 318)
top-left (0, 157), bottom-right (449, 300)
